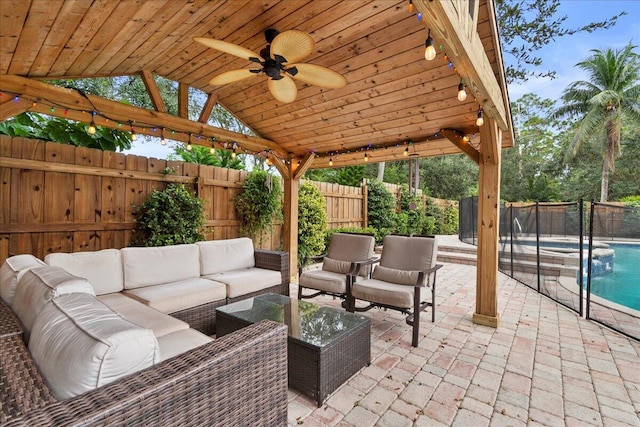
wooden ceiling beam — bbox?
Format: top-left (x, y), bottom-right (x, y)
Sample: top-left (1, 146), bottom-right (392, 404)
top-left (292, 152), bottom-right (316, 181)
top-left (178, 82), bottom-right (189, 119)
top-left (198, 93), bottom-right (218, 123)
top-left (0, 74), bottom-right (286, 157)
top-left (140, 70), bottom-right (167, 113)
top-left (440, 128), bottom-right (480, 164)
top-left (0, 96), bottom-right (32, 121)
top-left (414, 0), bottom-right (509, 132)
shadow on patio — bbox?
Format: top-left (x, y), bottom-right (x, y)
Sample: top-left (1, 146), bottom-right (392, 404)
top-left (287, 262), bottom-right (640, 427)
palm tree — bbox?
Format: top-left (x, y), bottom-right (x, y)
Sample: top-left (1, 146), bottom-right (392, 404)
top-left (554, 43), bottom-right (640, 202)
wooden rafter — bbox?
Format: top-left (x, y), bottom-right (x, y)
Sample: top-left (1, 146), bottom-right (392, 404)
top-left (292, 153), bottom-right (316, 181)
top-left (140, 70), bottom-right (167, 113)
top-left (198, 93), bottom-right (218, 123)
top-left (0, 75), bottom-right (286, 157)
top-left (178, 82), bottom-right (189, 119)
top-left (440, 128), bottom-right (480, 164)
top-left (0, 96), bottom-right (32, 121)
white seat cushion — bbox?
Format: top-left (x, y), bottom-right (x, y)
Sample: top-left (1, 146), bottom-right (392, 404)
top-left (0, 254), bottom-right (46, 306)
top-left (157, 328), bottom-right (213, 362)
top-left (98, 293), bottom-right (189, 338)
top-left (299, 269), bottom-right (348, 295)
top-left (123, 277), bottom-right (226, 314)
top-left (203, 268), bottom-right (282, 299)
top-left (29, 293), bottom-right (159, 400)
top-left (12, 265), bottom-right (95, 341)
top-left (197, 238), bottom-right (255, 275)
top-left (121, 244), bottom-right (200, 289)
top-left (45, 249), bottom-right (123, 295)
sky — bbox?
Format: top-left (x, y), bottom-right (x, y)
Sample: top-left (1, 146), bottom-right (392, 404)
top-left (123, 0), bottom-right (640, 160)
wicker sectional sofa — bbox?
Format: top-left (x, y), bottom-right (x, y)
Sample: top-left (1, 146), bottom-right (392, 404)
top-left (0, 238), bottom-right (290, 425)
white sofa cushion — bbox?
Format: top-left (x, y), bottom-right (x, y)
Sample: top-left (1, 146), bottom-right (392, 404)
top-left (204, 268), bottom-right (282, 299)
top-left (29, 293), bottom-right (159, 400)
top-left (12, 265), bottom-right (94, 341)
top-left (197, 238), bottom-right (255, 275)
top-left (121, 244), bottom-right (200, 289)
top-left (123, 277), bottom-right (226, 314)
top-left (98, 293), bottom-right (189, 338)
top-left (157, 328), bottom-right (213, 362)
top-left (45, 249), bottom-right (123, 295)
top-left (0, 254), bottom-right (46, 306)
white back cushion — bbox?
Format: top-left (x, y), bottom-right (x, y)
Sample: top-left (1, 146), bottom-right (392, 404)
top-left (12, 266), bottom-right (95, 341)
top-left (0, 254), bottom-right (46, 306)
top-left (29, 293), bottom-right (159, 400)
top-left (45, 249), bottom-right (123, 295)
top-left (197, 238), bottom-right (255, 275)
top-left (121, 244), bottom-right (200, 289)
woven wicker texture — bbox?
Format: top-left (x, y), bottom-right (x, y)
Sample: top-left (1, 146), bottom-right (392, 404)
top-left (0, 300), bottom-right (22, 338)
top-left (4, 320), bottom-right (288, 426)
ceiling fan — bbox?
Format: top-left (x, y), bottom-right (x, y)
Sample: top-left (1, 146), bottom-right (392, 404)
top-left (194, 29), bottom-right (347, 103)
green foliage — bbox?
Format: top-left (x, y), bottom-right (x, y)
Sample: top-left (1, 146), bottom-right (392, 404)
top-left (621, 196), bottom-right (640, 205)
top-left (235, 171), bottom-right (281, 240)
top-left (553, 43), bottom-right (640, 202)
top-left (324, 227), bottom-right (376, 250)
top-left (298, 183), bottom-right (328, 265)
top-left (424, 200), bottom-right (444, 235)
top-left (398, 185), bottom-right (426, 235)
top-left (441, 204), bottom-right (459, 235)
top-left (496, 0), bottom-right (624, 83)
top-left (335, 165), bottom-right (366, 187)
top-left (366, 180), bottom-right (397, 243)
top-left (0, 112), bottom-right (131, 151)
top-left (170, 145), bottom-right (245, 169)
top-left (131, 184), bottom-right (205, 247)
top-left (419, 155), bottom-right (478, 200)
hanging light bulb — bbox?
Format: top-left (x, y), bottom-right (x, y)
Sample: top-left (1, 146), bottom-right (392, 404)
top-left (231, 142), bottom-right (237, 158)
top-left (87, 112), bottom-right (97, 135)
top-left (210, 145), bottom-right (215, 154)
top-left (457, 80), bottom-right (467, 101)
top-left (130, 128), bottom-right (137, 141)
top-left (364, 152), bottom-right (369, 162)
top-left (403, 147), bottom-right (409, 156)
top-left (329, 157), bottom-right (333, 166)
top-left (476, 108), bottom-right (484, 126)
top-left (266, 156), bottom-right (273, 166)
top-left (160, 128), bottom-right (166, 145)
top-left (424, 29), bottom-right (436, 61)
top-left (408, 0), bottom-right (413, 13)
top-left (186, 134), bottom-right (192, 151)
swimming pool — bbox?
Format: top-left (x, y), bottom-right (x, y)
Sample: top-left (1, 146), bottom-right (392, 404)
top-left (588, 244), bottom-right (640, 311)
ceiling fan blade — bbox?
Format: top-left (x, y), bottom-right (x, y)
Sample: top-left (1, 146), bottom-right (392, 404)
top-left (288, 63), bottom-right (347, 89)
top-left (194, 37), bottom-right (260, 61)
top-left (268, 75), bottom-right (298, 103)
top-left (209, 69), bottom-right (257, 86)
top-left (270, 30), bottom-right (314, 63)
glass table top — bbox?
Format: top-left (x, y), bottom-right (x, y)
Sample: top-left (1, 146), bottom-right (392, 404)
top-left (217, 293), bottom-right (369, 348)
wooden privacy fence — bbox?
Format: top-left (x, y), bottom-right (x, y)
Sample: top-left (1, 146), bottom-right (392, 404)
top-left (0, 136), bottom-right (367, 265)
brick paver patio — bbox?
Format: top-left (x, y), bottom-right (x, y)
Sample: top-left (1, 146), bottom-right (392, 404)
top-left (287, 262), bottom-right (640, 426)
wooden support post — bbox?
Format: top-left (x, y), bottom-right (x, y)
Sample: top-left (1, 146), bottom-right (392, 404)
top-left (282, 154), bottom-right (315, 282)
top-left (473, 117), bottom-right (501, 328)
top-left (178, 82), bottom-right (189, 119)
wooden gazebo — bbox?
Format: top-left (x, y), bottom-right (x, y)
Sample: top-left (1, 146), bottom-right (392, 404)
top-left (0, 0), bottom-right (513, 327)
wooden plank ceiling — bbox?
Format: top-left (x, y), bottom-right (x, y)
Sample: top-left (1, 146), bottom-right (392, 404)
top-left (0, 0), bottom-right (513, 168)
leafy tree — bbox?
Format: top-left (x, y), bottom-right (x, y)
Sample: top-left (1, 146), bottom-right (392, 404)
top-left (298, 182), bottom-right (328, 264)
top-left (496, 0), bottom-right (624, 83)
top-left (553, 43), bottom-right (640, 202)
top-left (131, 184), bottom-right (205, 246)
top-left (367, 179), bottom-right (397, 243)
top-left (501, 94), bottom-right (563, 202)
top-left (335, 165), bottom-right (366, 187)
top-left (419, 155), bottom-right (478, 200)
top-left (170, 145), bottom-right (245, 169)
top-left (0, 112), bottom-right (131, 151)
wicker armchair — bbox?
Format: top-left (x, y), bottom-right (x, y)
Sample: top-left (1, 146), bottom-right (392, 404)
top-left (1, 300), bottom-right (289, 426)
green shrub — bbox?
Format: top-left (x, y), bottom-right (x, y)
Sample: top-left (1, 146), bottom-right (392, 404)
top-left (131, 183), bottom-right (205, 247)
top-left (367, 180), bottom-right (397, 243)
top-left (324, 227), bottom-right (376, 249)
top-left (298, 182), bottom-right (328, 265)
top-left (441, 204), bottom-right (459, 234)
top-left (398, 185), bottom-right (426, 235)
top-left (235, 170), bottom-right (281, 240)
top-left (424, 199), bottom-right (444, 235)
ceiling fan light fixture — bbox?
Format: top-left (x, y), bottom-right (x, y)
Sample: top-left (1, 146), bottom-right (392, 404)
top-left (424, 29), bottom-right (436, 61)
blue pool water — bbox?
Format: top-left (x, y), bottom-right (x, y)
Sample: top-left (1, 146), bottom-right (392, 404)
top-left (588, 244), bottom-right (640, 311)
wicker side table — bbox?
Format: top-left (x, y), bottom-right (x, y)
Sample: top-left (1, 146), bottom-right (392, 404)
top-left (216, 293), bottom-right (371, 406)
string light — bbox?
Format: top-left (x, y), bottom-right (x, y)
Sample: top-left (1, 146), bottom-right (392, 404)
top-left (329, 157), bottom-right (333, 166)
top-left (129, 121), bottom-right (137, 141)
top-left (231, 142), bottom-right (237, 158)
top-left (364, 152), bottom-right (369, 162)
top-left (457, 79), bottom-right (467, 101)
top-left (160, 128), bottom-right (166, 145)
top-left (424, 29), bottom-right (436, 61)
top-left (186, 134), bottom-right (192, 151)
top-left (87, 111), bottom-right (97, 135)
top-left (404, 147), bottom-right (409, 156)
top-left (476, 108), bottom-right (484, 126)
top-left (408, 0), bottom-right (413, 13)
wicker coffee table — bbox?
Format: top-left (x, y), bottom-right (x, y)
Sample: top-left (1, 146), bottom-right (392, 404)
top-left (216, 293), bottom-right (370, 406)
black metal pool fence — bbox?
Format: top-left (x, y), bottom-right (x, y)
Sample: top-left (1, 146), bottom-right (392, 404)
top-left (459, 197), bottom-right (640, 341)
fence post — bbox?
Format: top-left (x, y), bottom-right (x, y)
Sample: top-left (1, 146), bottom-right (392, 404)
top-left (579, 199), bottom-right (584, 317)
top-left (535, 201), bottom-right (541, 293)
top-left (361, 179), bottom-right (368, 229)
top-left (586, 200), bottom-right (595, 320)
